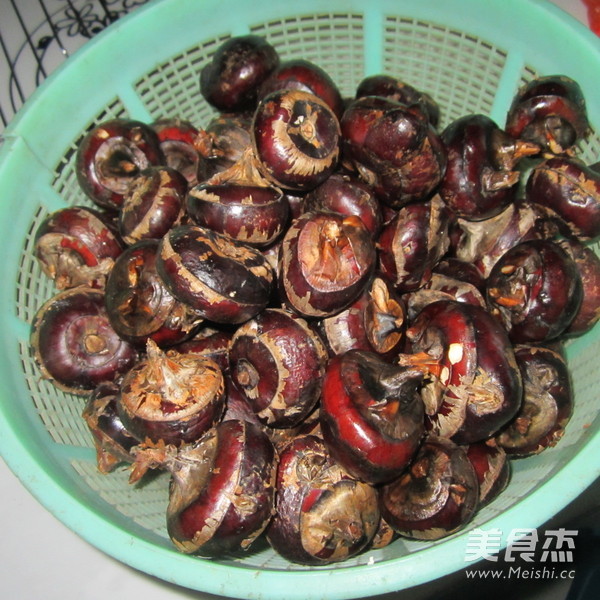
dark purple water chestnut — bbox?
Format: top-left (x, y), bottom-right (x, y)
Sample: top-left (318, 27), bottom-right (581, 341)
top-left (175, 326), bottom-right (233, 374)
top-left (557, 237), bottom-right (600, 336)
top-left (380, 435), bottom-right (479, 540)
top-left (34, 206), bottom-right (124, 290)
top-left (355, 73), bottom-right (440, 127)
top-left (252, 89), bottom-right (341, 191)
top-left (320, 349), bottom-right (425, 484)
top-left (505, 74), bottom-right (590, 156)
top-left (156, 224), bottom-right (274, 324)
top-left (525, 156), bottom-right (600, 241)
top-left (495, 344), bottom-right (573, 458)
top-left (340, 95), bottom-right (447, 208)
top-left (200, 35), bottom-right (279, 113)
top-left (439, 114), bottom-right (540, 221)
top-left (278, 210), bottom-right (376, 318)
top-left (187, 148), bottom-right (289, 247)
top-left (401, 300), bottom-right (523, 445)
top-left (486, 239), bottom-right (583, 343)
top-left (302, 171), bottom-right (383, 237)
top-left (30, 287), bottom-right (138, 395)
top-left (433, 258), bottom-right (487, 294)
top-left (465, 440), bottom-right (510, 507)
top-left (451, 199), bottom-right (548, 278)
top-left (82, 381), bottom-right (139, 473)
top-left (257, 58), bottom-right (345, 119)
top-left (104, 239), bottom-right (203, 348)
top-left (377, 194), bottom-right (451, 293)
top-left (118, 165), bottom-right (187, 245)
top-left (196, 112), bottom-right (253, 182)
top-left (266, 434), bottom-right (380, 565)
top-left (76, 118), bottom-right (164, 211)
top-left (318, 276), bottom-right (407, 360)
top-left (117, 339), bottom-right (225, 445)
top-left (228, 308), bottom-right (329, 428)
top-left (151, 117), bottom-right (203, 186)
top-left (132, 419), bottom-right (277, 556)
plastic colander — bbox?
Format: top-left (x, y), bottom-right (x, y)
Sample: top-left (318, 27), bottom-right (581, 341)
top-left (0, 0), bottom-right (599, 598)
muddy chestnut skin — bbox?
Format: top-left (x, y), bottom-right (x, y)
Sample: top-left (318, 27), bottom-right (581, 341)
top-left (439, 114), bottom-right (540, 221)
top-left (486, 239), bottom-right (583, 343)
top-left (495, 345), bottom-right (573, 458)
top-left (526, 156), bottom-right (600, 241)
top-left (380, 435), bottom-right (479, 540)
top-left (34, 206), bottom-right (124, 290)
top-left (320, 350), bottom-right (425, 484)
top-left (118, 340), bottom-right (225, 445)
top-left (340, 95), bottom-right (447, 208)
top-left (156, 224), bottom-right (274, 324)
top-left (252, 89), bottom-right (341, 191)
top-left (200, 35), bottom-right (279, 112)
top-left (30, 287), bottom-right (138, 395)
top-left (104, 239), bottom-right (204, 348)
top-left (505, 75), bottom-right (590, 156)
top-left (82, 381), bottom-right (138, 473)
top-left (279, 210), bottom-right (376, 318)
top-left (402, 300), bottom-right (523, 445)
top-left (319, 276), bottom-right (406, 361)
top-left (118, 165), bottom-right (187, 245)
top-left (267, 434), bottom-right (380, 565)
top-left (229, 308), bottom-right (329, 428)
top-left (76, 118), bottom-right (164, 211)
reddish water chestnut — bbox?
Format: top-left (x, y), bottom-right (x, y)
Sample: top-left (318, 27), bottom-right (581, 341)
top-left (380, 435), bottom-right (479, 540)
top-left (320, 349), bottom-right (425, 484)
top-left (34, 206), bottom-right (124, 290)
top-left (279, 210), bottom-right (376, 318)
top-left (119, 165), bottom-right (187, 245)
top-left (466, 440), bottom-right (511, 507)
top-left (76, 118), bottom-right (164, 211)
top-left (505, 75), bottom-right (590, 155)
top-left (118, 339), bottom-right (225, 445)
top-left (228, 308), bottom-right (329, 428)
top-left (30, 287), bottom-right (138, 395)
top-left (104, 239), bottom-right (203, 348)
top-left (486, 239), bottom-right (583, 343)
top-left (252, 89), bottom-right (341, 191)
top-left (439, 114), bottom-right (539, 220)
top-left (495, 344), bottom-right (573, 458)
top-left (267, 434), bottom-right (380, 565)
top-left (156, 224), bottom-right (274, 324)
top-left (200, 35), bottom-right (279, 112)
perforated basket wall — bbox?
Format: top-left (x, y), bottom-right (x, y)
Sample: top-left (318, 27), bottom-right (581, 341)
top-left (0, 1), bottom-right (599, 599)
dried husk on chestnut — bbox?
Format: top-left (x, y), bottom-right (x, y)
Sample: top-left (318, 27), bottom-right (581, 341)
top-left (34, 206), bottom-right (124, 290)
top-left (266, 434), bottom-right (380, 565)
top-left (156, 224), bottom-right (274, 324)
top-left (118, 340), bottom-right (225, 445)
top-left (495, 344), bottom-right (573, 458)
top-left (279, 210), bottom-right (376, 318)
top-left (82, 381), bottom-right (139, 473)
top-left (380, 435), bottom-right (479, 540)
top-left (377, 194), bottom-right (451, 293)
top-left (104, 239), bottom-right (204, 347)
top-left (318, 276), bottom-right (406, 360)
top-left (118, 165), bottom-right (187, 245)
top-left (30, 286), bottom-right (138, 395)
top-left (187, 148), bottom-right (290, 247)
top-left (228, 308), bottom-right (329, 428)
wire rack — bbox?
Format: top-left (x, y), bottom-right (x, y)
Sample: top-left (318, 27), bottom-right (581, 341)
top-left (0, 0), bottom-right (150, 132)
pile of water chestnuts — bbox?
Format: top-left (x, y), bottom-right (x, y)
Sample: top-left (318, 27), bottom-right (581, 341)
top-left (31, 34), bottom-right (600, 565)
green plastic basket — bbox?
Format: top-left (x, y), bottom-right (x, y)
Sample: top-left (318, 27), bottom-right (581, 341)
top-left (0, 0), bottom-right (599, 598)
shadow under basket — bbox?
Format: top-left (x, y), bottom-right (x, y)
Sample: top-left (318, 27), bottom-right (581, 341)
top-left (0, 0), bottom-right (599, 598)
